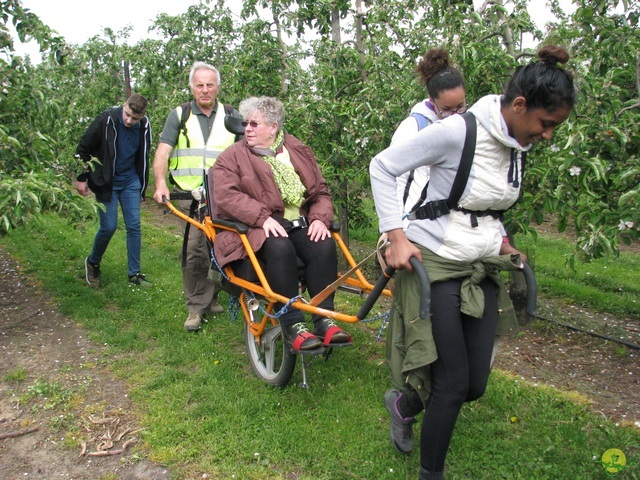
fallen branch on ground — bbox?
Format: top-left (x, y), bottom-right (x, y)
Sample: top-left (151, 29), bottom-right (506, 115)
top-left (0, 426), bottom-right (39, 440)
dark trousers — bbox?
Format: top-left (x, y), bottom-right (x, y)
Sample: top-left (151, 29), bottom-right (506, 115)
top-left (255, 228), bottom-right (337, 328)
top-left (420, 277), bottom-right (498, 473)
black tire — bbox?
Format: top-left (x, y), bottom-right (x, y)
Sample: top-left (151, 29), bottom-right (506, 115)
top-left (243, 297), bottom-right (296, 388)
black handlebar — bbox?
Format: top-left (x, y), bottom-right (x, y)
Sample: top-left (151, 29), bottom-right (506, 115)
top-left (521, 262), bottom-right (537, 316)
top-left (355, 256), bottom-right (537, 321)
top-left (163, 191), bottom-right (195, 201)
top-left (356, 256), bottom-right (431, 320)
top-left (409, 256), bottom-right (431, 319)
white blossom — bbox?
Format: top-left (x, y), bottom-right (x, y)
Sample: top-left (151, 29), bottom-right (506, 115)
top-left (569, 166), bottom-right (581, 176)
top-left (618, 220), bottom-right (634, 230)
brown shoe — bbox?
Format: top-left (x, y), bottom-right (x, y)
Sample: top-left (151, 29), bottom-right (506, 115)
top-left (184, 313), bottom-right (203, 331)
top-left (210, 301), bottom-right (224, 314)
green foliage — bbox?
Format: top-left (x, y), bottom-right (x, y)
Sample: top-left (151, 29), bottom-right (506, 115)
top-left (522, 0), bottom-right (640, 261)
top-left (2, 0), bottom-right (640, 258)
top-left (1, 1), bottom-right (96, 234)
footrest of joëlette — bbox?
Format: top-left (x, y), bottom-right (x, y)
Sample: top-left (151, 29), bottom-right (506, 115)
top-left (288, 344), bottom-right (326, 356)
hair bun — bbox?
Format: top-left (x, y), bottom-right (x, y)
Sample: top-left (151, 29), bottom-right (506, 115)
top-left (538, 45), bottom-right (570, 65)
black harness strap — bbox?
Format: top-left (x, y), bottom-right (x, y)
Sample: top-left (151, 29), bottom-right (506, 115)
top-left (402, 169), bottom-right (415, 206)
top-left (179, 102), bottom-right (191, 148)
top-left (410, 112), bottom-right (477, 221)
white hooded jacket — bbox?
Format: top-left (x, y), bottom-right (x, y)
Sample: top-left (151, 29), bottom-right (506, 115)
top-left (370, 94), bottom-right (531, 262)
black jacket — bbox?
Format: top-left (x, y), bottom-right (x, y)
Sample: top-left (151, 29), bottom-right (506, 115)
top-left (75, 106), bottom-right (152, 202)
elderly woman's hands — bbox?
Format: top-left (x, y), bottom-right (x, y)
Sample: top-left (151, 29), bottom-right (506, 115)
top-left (263, 217), bottom-right (289, 238)
top-left (307, 219), bottom-right (330, 242)
top-left (262, 217), bottom-right (330, 241)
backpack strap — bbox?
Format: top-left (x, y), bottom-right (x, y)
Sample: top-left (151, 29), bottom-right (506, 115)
top-left (401, 170), bottom-right (416, 206)
top-left (409, 112), bottom-right (429, 130)
top-left (447, 112), bottom-right (477, 207)
top-left (178, 102), bottom-right (191, 148)
top-left (402, 113), bottom-right (431, 206)
top-left (408, 112), bottom-right (477, 221)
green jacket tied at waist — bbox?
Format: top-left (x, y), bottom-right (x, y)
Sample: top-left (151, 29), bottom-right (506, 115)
top-left (386, 244), bottom-right (523, 405)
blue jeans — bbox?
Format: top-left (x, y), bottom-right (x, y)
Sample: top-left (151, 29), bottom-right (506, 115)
top-left (88, 177), bottom-right (142, 276)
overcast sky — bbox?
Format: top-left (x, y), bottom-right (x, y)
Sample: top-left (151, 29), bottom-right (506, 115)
top-left (15, 0), bottom-right (226, 57)
top-left (14, 0), bottom-right (570, 58)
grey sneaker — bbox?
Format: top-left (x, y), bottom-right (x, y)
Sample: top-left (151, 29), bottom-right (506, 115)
top-left (85, 257), bottom-right (101, 288)
top-left (184, 313), bottom-right (203, 331)
top-left (128, 273), bottom-right (153, 288)
top-left (384, 389), bottom-right (417, 454)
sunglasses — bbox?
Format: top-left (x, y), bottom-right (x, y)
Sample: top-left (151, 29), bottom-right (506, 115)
top-left (241, 120), bottom-right (262, 128)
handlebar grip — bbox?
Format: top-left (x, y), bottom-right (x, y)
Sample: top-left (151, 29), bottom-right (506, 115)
top-left (356, 256), bottom-right (432, 320)
top-left (356, 266), bottom-right (395, 320)
top-left (409, 256), bottom-right (431, 319)
top-left (521, 262), bottom-right (537, 316)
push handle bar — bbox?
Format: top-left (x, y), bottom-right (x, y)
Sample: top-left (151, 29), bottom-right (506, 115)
top-left (356, 256), bottom-right (537, 321)
top-left (521, 262), bottom-right (537, 316)
top-left (356, 256), bottom-right (431, 320)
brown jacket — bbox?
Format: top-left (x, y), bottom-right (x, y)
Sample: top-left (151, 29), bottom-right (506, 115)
top-left (212, 133), bottom-right (334, 267)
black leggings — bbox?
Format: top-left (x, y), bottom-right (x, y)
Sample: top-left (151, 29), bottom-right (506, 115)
top-left (420, 277), bottom-right (498, 473)
top-left (255, 228), bottom-right (337, 328)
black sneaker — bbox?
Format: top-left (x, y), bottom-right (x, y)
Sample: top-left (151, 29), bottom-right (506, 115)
top-left (128, 273), bottom-right (153, 288)
top-left (85, 257), bottom-right (101, 288)
top-left (313, 317), bottom-right (352, 346)
top-left (287, 322), bottom-right (322, 351)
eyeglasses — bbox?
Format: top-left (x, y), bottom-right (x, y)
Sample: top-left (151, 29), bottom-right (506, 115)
top-left (241, 120), bottom-right (262, 128)
top-left (434, 102), bottom-right (468, 118)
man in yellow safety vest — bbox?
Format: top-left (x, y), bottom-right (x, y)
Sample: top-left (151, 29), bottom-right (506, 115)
top-left (153, 61), bottom-right (241, 331)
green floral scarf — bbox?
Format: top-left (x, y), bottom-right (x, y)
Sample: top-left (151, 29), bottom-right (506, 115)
top-left (251, 131), bottom-right (306, 206)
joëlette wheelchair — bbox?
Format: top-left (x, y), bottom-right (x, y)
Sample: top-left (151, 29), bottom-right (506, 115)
top-left (162, 174), bottom-right (431, 389)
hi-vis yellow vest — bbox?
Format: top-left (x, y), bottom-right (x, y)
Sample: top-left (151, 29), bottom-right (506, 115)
top-left (168, 104), bottom-right (236, 191)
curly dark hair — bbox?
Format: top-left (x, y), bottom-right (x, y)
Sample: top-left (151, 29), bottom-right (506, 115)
top-left (415, 48), bottom-right (465, 99)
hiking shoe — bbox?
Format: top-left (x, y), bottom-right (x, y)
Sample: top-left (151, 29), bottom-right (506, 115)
top-left (184, 313), bottom-right (204, 331)
top-left (287, 322), bottom-right (322, 351)
top-left (384, 389), bottom-right (417, 454)
top-left (85, 257), bottom-right (101, 288)
top-left (210, 301), bottom-right (224, 314)
top-left (128, 273), bottom-right (153, 287)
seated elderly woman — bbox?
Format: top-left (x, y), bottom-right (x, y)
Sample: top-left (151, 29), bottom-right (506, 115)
top-left (212, 96), bottom-right (351, 352)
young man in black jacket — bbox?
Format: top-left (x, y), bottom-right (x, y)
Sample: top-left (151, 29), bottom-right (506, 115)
top-left (75, 93), bottom-right (153, 288)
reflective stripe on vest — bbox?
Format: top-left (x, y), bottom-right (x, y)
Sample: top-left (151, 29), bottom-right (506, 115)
top-left (168, 105), bottom-right (236, 191)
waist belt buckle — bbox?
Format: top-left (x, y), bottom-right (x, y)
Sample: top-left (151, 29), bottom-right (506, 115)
top-left (291, 216), bottom-right (308, 230)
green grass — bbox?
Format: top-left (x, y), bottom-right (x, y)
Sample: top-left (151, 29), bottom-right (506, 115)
top-left (1, 212), bottom-right (639, 479)
top-left (515, 234), bottom-right (640, 318)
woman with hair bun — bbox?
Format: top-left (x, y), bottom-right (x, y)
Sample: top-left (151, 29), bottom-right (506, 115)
top-left (393, 48), bottom-right (467, 225)
top-left (371, 45), bottom-right (576, 480)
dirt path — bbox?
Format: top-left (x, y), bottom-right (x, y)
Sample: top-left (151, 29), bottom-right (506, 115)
top-left (0, 206), bottom-right (638, 478)
top-left (0, 246), bottom-right (170, 480)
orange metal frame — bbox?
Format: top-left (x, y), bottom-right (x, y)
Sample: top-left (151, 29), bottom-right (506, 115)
top-left (163, 200), bottom-right (391, 342)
